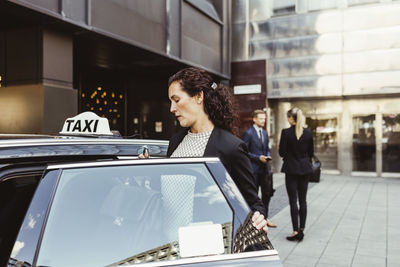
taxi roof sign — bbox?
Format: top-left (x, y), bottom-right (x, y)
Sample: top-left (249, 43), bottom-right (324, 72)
top-left (60, 112), bottom-right (113, 136)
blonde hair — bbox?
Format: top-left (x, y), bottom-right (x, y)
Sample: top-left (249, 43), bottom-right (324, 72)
top-left (287, 107), bottom-right (304, 140)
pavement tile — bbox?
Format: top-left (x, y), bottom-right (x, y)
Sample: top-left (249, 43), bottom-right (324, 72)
top-left (269, 174), bottom-right (400, 267)
top-left (352, 254), bottom-right (386, 267)
top-left (334, 226), bottom-right (362, 234)
top-left (388, 233), bottom-right (400, 243)
top-left (388, 209), bottom-right (400, 218)
top-left (363, 216), bottom-right (387, 227)
top-left (364, 209), bottom-right (387, 217)
top-left (325, 241), bottom-right (357, 251)
top-left (388, 212), bottom-right (400, 227)
top-left (367, 203), bottom-right (387, 209)
top-left (330, 231), bottom-right (359, 242)
top-left (284, 263), bottom-right (311, 267)
top-left (387, 247), bottom-right (400, 254)
top-left (388, 200), bottom-right (400, 208)
top-left (358, 231), bottom-right (385, 241)
top-left (271, 240), bottom-right (295, 260)
top-left (322, 246), bottom-right (356, 258)
top-left (339, 216), bottom-right (364, 224)
top-left (291, 243), bottom-right (326, 257)
top-left (355, 240), bottom-right (386, 258)
top-left (315, 263), bottom-right (348, 267)
top-left (360, 228), bottom-right (387, 238)
top-left (387, 255), bottom-right (400, 267)
top-left (317, 253), bottom-right (353, 267)
top-left (387, 241), bottom-right (400, 251)
top-left (284, 254), bottom-right (319, 267)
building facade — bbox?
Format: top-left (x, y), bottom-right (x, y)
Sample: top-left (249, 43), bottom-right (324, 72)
top-left (2, 0), bottom-right (400, 177)
top-left (232, 0), bottom-right (400, 176)
top-left (0, 0), bottom-right (231, 139)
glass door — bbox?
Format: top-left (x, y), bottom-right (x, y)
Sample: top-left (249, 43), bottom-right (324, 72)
top-left (382, 114), bottom-right (400, 173)
top-left (306, 117), bottom-right (338, 170)
top-left (352, 115), bottom-right (376, 172)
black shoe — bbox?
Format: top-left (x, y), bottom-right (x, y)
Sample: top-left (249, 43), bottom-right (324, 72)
top-left (298, 230), bottom-right (304, 241)
top-left (286, 230), bottom-right (304, 241)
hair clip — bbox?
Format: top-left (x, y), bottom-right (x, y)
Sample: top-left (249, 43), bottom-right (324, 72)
top-left (211, 82), bottom-right (217, 90)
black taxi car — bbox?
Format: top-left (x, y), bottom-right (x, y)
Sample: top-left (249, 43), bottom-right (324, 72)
top-left (1, 112), bottom-right (281, 267)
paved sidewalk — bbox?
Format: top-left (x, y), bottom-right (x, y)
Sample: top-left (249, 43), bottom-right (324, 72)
top-left (267, 173), bottom-right (400, 267)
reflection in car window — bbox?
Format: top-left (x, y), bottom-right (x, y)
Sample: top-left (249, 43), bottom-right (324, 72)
top-left (1, 173), bottom-right (43, 266)
top-left (36, 164), bottom-right (233, 266)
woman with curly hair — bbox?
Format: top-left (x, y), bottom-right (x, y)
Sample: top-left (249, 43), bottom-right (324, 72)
top-left (167, 67), bottom-right (268, 232)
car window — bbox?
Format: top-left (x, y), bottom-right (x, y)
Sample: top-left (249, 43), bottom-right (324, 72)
top-left (36, 163), bottom-right (233, 267)
top-left (0, 173), bottom-right (42, 267)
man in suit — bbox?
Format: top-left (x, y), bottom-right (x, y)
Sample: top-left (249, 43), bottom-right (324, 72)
top-left (243, 109), bottom-right (277, 228)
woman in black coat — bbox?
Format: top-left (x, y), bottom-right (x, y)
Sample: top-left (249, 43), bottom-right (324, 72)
top-left (279, 107), bottom-right (314, 241)
top-left (166, 67), bottom-right (268, 232)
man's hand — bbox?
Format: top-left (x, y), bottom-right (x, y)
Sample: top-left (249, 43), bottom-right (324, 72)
top-left (252, 211), bottom-right (268, 232)
top-left (259, 155), bottom-right (268, 164)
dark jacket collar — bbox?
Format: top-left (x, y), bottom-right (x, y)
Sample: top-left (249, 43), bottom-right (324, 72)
top-left (203, 127), bottom-right (219, 157)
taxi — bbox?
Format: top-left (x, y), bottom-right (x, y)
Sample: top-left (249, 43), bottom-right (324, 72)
top-left (1, 112), bottom-right (281, 267)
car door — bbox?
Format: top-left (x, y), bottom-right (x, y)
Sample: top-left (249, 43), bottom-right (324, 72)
top-left (7, 158), bottom-right (281, 267)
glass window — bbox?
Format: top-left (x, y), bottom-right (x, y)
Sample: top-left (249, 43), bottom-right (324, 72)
top-left (348, 0), bottom-right (379, 7)
top-left (186, 0), bottom-right (222, 22)
top-left (272, 0), bottom-right (295, 16)
top-left (36, 163), bottom-right (233, 267)
top-left (383, 114), bottom-right (400, 172)
top-left (352, 115), bottom-right (376, 171)
top-left (273, 6), bottom-right (295, 16)
top-left (0, 173), bottom-right (42, 266)
top-left (308, 0), bottom-right (337, 11)
top-left (306, 117), bottom-right (338, 170)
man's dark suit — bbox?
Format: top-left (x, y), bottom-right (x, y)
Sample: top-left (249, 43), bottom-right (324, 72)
top-left (167, 127), bottom-right (266, 217)
top-left (243, 126), bottom-right (273, 218)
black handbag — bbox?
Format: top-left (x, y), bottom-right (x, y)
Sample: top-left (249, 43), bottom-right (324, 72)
top-left (309, 156), bottom-right (321, 183)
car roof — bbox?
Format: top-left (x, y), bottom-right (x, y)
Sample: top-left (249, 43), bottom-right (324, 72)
top-left (47, 157), bottom-right (221, 170)
top-left (0, 135), bottom-right (169, 163)
top-left (0, 111), bottom-right (169, 165)
top-left (0, 134), bottom-right (56, 139)
top-left (0, 136), bottom-right (169, 146)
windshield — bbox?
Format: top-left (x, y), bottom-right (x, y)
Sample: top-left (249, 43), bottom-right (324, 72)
top-left (36, 163), bottom-right (233, 266)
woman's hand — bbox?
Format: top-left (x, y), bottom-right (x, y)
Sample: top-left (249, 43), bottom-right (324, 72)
top-left (138, 146), bottom-right (150, 159)
top-left (138, 153), bottom-right (148, 159)
top-left (252, 211), bottom-right (268, 232)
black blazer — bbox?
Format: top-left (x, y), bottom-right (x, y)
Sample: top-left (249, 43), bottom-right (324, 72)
top-left (279, 125), bottom-right (314, 175)
top-left (167, 127), bottom-right (266, 216)
top-left (242, 126), bottom-right (271, 174)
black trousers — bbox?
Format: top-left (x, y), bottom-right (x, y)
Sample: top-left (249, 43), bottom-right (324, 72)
top-left (285, 173), bottom-right (309, 231)
top-left (254, 170), bottom-right (273, 218)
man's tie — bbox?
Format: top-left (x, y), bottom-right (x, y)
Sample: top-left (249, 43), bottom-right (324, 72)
top-left (259, 129), bottom-right (263, 146)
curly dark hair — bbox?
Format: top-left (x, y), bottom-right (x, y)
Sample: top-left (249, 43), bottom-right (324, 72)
top-left (168, 67), bottom-right (237, 134)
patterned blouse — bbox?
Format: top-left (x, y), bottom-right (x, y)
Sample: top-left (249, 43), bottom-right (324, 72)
top-left (170, 129), bottom-right (213, 157)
